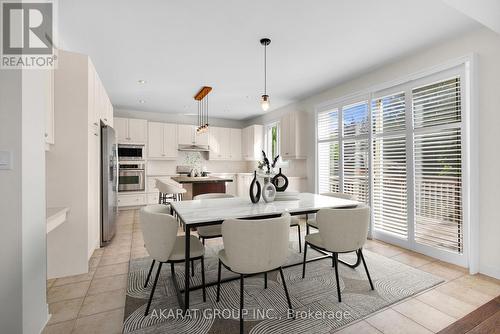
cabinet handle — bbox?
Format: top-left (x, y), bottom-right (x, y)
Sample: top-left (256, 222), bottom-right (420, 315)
top-left (44, 133), bottom-right (48, 138)
top-left (94, 133), bottom-right (98, 136)
top-left (93, 122), bottom-right (98, 126)
top-left (104, 118), bottom-right (107, 121)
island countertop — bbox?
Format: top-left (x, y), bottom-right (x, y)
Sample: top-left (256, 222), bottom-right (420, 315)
top-left (171, 176), bottom-right (234, 184)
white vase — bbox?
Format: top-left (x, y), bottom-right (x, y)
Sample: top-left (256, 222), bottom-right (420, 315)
top-left (262, 177), bottom-right (276, 203)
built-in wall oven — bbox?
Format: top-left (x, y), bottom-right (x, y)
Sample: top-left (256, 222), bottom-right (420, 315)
top-left (118, 162), bottom-right (145, 192)
top-left (118, 144), bottom-right (144, 161)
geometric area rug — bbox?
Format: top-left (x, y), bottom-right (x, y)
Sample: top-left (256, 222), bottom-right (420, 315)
top-left (123, 243), bottom-right (443, 333)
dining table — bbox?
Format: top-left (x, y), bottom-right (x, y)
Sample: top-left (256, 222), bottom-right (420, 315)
top-left (170, 192), bottom-right (360, 311)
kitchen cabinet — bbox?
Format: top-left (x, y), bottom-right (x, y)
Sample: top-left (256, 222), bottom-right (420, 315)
top-left (209, 127), bottom-right (242, 161)
top-left (229, 128), bottom-right (242, 160)
top-left (209, 127), bottom-right (230, 160)
top-left (118, 193), bottom-right (146, 207)
top-left (178, 124), bottom-right (209, 146)
top-left (242, 124), bottom-right (263, 161)
top-left (237, 173), bottom-right (253, 198)
top-left (88, 61), bottom-right (114, 133)
top-left (148, 122), bottom-right (178, 160)
top-left (114, 117), bottom-right (148, 144)
top-left (280, 111), bottom-right (306, 159)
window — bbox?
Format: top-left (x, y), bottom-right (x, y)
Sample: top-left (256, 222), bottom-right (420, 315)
top-left (316, 65), bottom-right (468, 265)
top-left (265, 122), bottom-right (280, 158)
top-left (317, 102), bottom-right (370, 203)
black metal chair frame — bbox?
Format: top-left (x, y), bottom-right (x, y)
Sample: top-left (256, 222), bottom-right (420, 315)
top-left (216, 259), bottom-right (294, 334)
top-left (302, 243), bottom-right (374, 302)
top-left (143, 255), bottom-right (206, 316)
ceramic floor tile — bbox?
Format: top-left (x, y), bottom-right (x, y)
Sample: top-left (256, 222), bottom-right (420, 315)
top-left (88, 256), bottom-right (101, 270)
top-left (416, 289), bottom-right (476, 319)
top-left (94, 262), bottom-right (129, 279)
top-left (391, 252), bottom-right (435, 268)
top-left (452, 274), bottom-right (500, 297)
top-left (48, 298), bottom-right (84, 324)
top-left (436, 280), bottom-right (493, 307)
top-left (98, 253), bottom-right (131, 266)
top-left (47, 281), bottom-right (90, 303)
top-left (47, 278), bottom-right (56, 290)
top-left (42, 320), bottom-right (75, 334)
top-left (73, 308), bottom-right (124, 334)
top-left (79, 288), bottom-right (126, 316)
top-left (365, 308), bottom-right (433, 334)
top-left (334, 320), bottom-right (382, 333)
top-left (52, 271), bottom-right (94, 287)
top-left (392, 298), bottom-right (456, 332)
top-left (88, 274), bottom-right (128, 295)
top-left (418, 261), bottom-right (467, 281)
top-left (90, 248), bottom-right (104, 258)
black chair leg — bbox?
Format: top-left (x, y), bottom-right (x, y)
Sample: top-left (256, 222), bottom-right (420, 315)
top-left (216, 259), bottom-right (222, 302)
top-left (279, 267), bottom-right (293, 312)
top-left (264, 272), bottom-right (267, 289)
top-left (359, 249), bottom-right (374, 290)
top-left (144, 260), bottom-right (155, 288)
top-left (240, 274), bottom-right (244, 334)
top-left (201, 257), bottom-right (206, 302)
top-left (145, 262), bottom-right (162, 316)
top-left (302, 242), bottom-right (308, 278)
top-left (297, 225), bottom-right (302, 253)
top-left (332, 254), bottom-right (335, 268)
top-left (333, 253), bottom-right (341, 302)
top-left (202, 238), bottom-right (205, 246)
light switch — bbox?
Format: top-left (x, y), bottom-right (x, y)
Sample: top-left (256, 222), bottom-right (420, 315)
top-left (0, 151), bottom-right (12, 170)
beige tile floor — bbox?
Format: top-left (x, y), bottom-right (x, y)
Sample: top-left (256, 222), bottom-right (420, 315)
top-left (42, 210), bottom-right (500, 334)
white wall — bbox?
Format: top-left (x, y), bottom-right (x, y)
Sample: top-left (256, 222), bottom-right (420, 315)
top-left (0, 69), bottom-right (50, 332)
top-left (247, 27), bottom-right (500, 278)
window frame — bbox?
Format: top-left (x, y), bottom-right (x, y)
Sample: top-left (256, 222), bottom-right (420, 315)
top-left (264, 121), bottom-right (280, 159)
top-left (314, 55), bottom-right (478, 272)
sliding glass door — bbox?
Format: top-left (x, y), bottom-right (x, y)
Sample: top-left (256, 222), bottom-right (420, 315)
top-left (316, 65), bottom-right (467, 266)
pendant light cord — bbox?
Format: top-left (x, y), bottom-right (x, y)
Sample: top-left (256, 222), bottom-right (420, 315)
top-left (264, 43), bottom-right (267, 95)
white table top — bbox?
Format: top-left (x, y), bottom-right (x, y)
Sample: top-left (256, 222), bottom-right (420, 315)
top-left (170, 192), bottom-right (359, 226)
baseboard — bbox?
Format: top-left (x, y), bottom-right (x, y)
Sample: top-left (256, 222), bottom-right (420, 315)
top-left (480, 264), bottom-right (500, 280)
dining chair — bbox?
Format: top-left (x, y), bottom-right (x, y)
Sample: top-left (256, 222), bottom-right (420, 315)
top-left (306, 192), bottom-right (354, 235)
top-left (216, 213), bottom-right (294, 334)
top-left (302, 206), bottom-right (374, 302)
top-left (194, 193), bottom-right (234, 245)
top-left (140, 204), bottom-right (206, 316)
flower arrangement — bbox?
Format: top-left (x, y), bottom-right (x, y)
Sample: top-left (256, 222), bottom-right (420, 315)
top-left (258, 150), bottom-right (279, 175)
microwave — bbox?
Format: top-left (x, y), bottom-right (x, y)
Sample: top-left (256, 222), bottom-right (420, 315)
top-left (118, 144), bottom-right (144, 161)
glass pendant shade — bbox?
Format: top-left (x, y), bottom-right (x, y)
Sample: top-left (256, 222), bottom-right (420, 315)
top-left (261, 94), bottom-right (270, 111)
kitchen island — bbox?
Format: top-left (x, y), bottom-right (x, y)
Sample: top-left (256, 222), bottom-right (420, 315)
top-left (171, 176), bottom-right (233, 198)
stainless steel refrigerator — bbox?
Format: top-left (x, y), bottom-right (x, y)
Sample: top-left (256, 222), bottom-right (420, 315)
top-left (101, 124), bottom-right (118, 246)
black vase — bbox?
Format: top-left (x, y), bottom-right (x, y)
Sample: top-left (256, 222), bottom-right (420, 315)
top-left (249, 171), bottom-right (261, 203)
top-left (271, 168), bottom-right (289, 192)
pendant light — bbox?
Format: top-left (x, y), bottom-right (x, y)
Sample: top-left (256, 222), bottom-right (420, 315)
top-left (195, 86), bottom-right (212, 133)
top-left (260, 38), bottom-right (271, 111)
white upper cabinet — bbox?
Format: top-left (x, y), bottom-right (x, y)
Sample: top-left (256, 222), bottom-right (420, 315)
top-left (242, 124), bottom-right (263, 161)
top-left (178, 124), bottom-right (209, 146)
top-left (114, 117), bottom-right (148, 144)
top-left (229, 128), bottom-right (242, 161)
top-left (148, 122), bottom-right (177, 160)
top-left (280, 111), bottom-right (305, 159)
top-left (210, 127), bottom-right (241, 161)
top-left (178, 124), bottom-right (196, 145)
top-left (88, 60), bottom-right (113, 130)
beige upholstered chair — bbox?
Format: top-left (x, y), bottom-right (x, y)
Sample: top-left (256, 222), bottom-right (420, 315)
top-left (216, 214), bottom-right (294, 333)
top-left (193, 193), bottom-right (234, 244)
top-left (140, 204), bottom-right (206, 316)
top-left (302, 206), bottom-right (373, 302)
top-left (155, 179), bottom-right (187, 203)
top-left (194, 193), bottom-right (303, 252)
top-left (306, 192), bottom-right (354, 234)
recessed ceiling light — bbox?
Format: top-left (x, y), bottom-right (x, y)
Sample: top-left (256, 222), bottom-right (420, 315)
top-left (139, 99), bottom-right (146, 104)
top-left (137, 80), bottom-right (146, 84)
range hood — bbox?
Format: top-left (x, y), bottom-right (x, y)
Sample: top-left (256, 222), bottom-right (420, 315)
top-left (178, 144), bottom-right (210, 152)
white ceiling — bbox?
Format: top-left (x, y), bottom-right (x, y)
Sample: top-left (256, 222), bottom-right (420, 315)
top-left (58, 0), bottom-right (478, 120)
